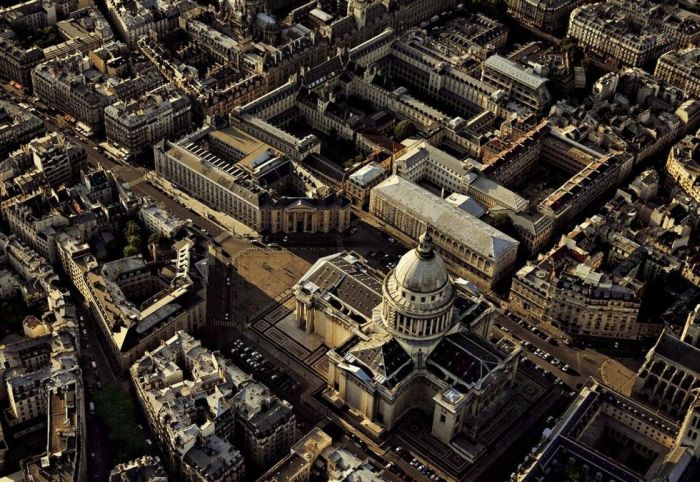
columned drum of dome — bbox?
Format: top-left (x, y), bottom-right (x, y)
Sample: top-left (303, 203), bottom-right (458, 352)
top-left (381, 233), bottom-right (455, 343)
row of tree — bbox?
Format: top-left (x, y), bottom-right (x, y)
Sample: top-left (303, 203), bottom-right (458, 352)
top-left (123, 221), bottom-right (142, 257)
top-left (123, 220), bottom-right (163, 258)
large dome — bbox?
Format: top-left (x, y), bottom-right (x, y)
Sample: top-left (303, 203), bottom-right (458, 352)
top-left (379, 232), bottom-right (455, 357)
top-left (393, 233), bottom-right (449, 293)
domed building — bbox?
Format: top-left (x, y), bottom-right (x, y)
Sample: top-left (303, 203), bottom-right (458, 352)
top-left (378, 233), bottom-right (455, 366)
top-left (294, 233), bottom-right (521, 455)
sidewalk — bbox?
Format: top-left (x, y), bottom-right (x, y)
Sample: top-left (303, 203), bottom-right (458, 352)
top-left (146, 172), bottom-right (256, 238)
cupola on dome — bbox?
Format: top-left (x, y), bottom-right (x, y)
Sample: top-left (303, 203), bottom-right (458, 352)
top-left (393, 233), bottom-right (449, 294)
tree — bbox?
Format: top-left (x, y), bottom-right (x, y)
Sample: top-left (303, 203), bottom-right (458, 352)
top-left (123, 220), bottom-right (142, 257)
top-left (560, 37), bottom-right (584, 66)
top-left (125, 220), bottom-right (140, 237)
top-left (464, 0), bottom-right (507, 20)
top-left (23, 292), bottom-right (43, 307)
top-left (123, 244), bottom-right (140, 257)
top-left (393, 119), bottom-right (415, 140)
top-left (148, 232), bottom-right (162, 246)
top-left (126, 234), bottom-right (140, 245)
top-left (564, 463), bottom-right (585, 482)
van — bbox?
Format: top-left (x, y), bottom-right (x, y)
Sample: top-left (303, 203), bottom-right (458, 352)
top-left (90, 361), bottom-right (97, 370)
top-left (89, 402), bottom-right (95, 414)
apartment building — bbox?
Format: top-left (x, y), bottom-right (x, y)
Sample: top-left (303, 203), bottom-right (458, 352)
top-left (0, 100), bottom-right (45, 156)
top-left (105, 84), bottom-right (191, 154)
top-left (32, 52), bottom-right (114, 131)
top-left (0, 305), bottom-right (81, 457)
top-left (109, 455), bottom-right (167, 481)
top-left (511, 168), bottom-right (688, 341)
top-left (0, 37), bottom-right (44, 86)
top-left (1, 168), bottom-right (131, 263)
top-left (511, 242), bottom-right (642, 341)
top-left (131, 332), bottom-right (297, 481)
top-left (257, 428), bottom-right (333, 482)
top-left (28, 132), bottom-right (87, 188)
top-left (106, 0), bottom-right (186, 48)
top-left (233, 383), bottom-right (298, 468)
top-left (506, 0), bottom-right (585, 33)
top-left (655, 47), bottom-right (700, 98)
top-left (0, 233), bottom-right (60, 297)
top-left (667, 129), bottom-right (700, 203)
top-left (23, 375), bottom-right (85, 482)
top-left (31, 41), bottom-right (161, 133)
top-left (0, 0), bottom-right (54, 30)
top-left (1, 3), bottom-right (113, 86)
top-left (138, 199), bottom-right (190, 239)
top-left (568, 1), bottom-right (700, 68)
top-left (5, 366), bottom-right (52, 426)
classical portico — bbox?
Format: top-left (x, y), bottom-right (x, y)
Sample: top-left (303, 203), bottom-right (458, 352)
top-left (267, 198), bottom-right (351, 234)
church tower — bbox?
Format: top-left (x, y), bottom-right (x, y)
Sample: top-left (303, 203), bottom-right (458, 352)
top-left (347, 0), bottom-right (369, 30)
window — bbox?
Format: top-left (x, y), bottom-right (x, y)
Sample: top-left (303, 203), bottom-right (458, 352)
top-left (440, 414), bottom-right (446, 423)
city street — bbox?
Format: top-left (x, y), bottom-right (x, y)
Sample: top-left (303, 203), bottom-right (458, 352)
top-left (493, 310), bottom-right (638, 394)
top-left (207, 251), bottom-right (238, 327)
top-left (76, 305), bottom-right (123, 481)
top-left (2, 84), bottom-right (179, 480)
top-left (3, 82), bottom-right (231, 241)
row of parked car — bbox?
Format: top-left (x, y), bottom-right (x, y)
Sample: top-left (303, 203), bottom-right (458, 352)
top-left (392, 446), bottom-right (446, 481)
top-left (494, 313), bottom-right (579, 388)
top-left (229, 337), bottom-right (299, 393)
